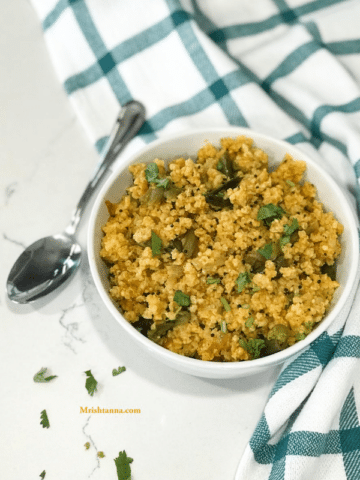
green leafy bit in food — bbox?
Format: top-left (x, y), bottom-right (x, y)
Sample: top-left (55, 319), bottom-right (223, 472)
top-left (145, 162), bottom-right (159, 183)
top-left (245, 316), bottom-right (255, 328)
top-left (257, 243), bottom-right (273, 260)
top-left (235, 271), bottom-right (251, 293)
top-left (251, 286), bottom-right (261, 293)
top-left (280, 218), bottom-right (299, 248)
top-left (174, 290), bottom-right (191, 307)
top-left (84, 442), bottom-right (91, 450)
top-left (112, 366), bottom-right (126, 376)
top-left (40, 471), bottom-right (46, 479)
top-left (295, 321), bottom-right (314, 342)
top-left (145, 162), bottom-right (170, 189)
top-left (207, 277), bottom-right (221, 284)
top-left (242, 304), bottom-right (250, 309)
top-left (33, 367), bottom-right (57, 383)
top-left (268, 324), bottom-right (290, 344)
top-left (220, 320), bottom-right (228, 333)
top-left (239, 338), bottom-right (265, 359)
top-left (84, 370), bottom-right (98, 397)
top-left (220, 297), bottom-right (231, 312)
top-left (148, 311), bottom-right (191, 343)
top-left (97, 451), bottom-right (105, 458)
top-left (40, 409), bottom-right (50, 429)
top-left (114, 450), bottom-right (133, 480)
top-left (151, 230), bottom-right (162, 257)
top-left (257, 203), bottom-right (285, 226)
top-left (286, 179), bottom-right (295, 188)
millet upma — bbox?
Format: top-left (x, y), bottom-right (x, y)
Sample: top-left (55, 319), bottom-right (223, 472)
top-left (100, 136), bottom-right (342, 361)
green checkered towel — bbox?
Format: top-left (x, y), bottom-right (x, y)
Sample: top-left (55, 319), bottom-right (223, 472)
top-left (31, 0), bottom-right (360, 478)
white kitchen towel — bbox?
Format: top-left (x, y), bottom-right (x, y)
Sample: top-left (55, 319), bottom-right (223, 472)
top-left (30, 1), bottom-right (360, 478)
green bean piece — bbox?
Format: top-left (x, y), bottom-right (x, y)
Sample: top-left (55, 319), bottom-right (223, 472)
top-left (164, 182), bottom-right (182, 201)
top-left (182, 229), bottom-right (199, 258)
top-left (216, 152), bottom-right (235, 178)
top-left (320, 262), bottom-right (337, 281)
top-left (147, 311), bottom-right (191, 343)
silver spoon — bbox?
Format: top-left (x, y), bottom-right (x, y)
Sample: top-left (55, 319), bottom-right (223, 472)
top-left (6, 100), bottom-right (145, 304)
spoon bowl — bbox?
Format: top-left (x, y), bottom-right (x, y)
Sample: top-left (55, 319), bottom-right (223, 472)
top-left (7, 234), bottom-right (81, 303)
top-left (6, 100), bottom-right (145, 304)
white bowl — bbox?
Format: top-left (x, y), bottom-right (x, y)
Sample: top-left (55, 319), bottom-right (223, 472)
top-left (88, 127), bottom-right (359, 378)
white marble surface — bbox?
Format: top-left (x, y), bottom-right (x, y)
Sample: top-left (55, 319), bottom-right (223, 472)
top-left (0, 2), bottom-right (281, 479)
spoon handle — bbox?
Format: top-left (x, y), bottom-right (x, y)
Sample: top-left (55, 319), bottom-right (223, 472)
top-left (65, 100), bottom-right (145, 236)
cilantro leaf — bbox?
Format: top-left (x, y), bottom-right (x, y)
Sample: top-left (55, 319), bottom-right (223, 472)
top-left (97, 451), bottom-right (105, 458)
top-left (114, 450), bottom-right (133, 480)
top-left (173, 290), bottom-right (191, 307)
top-left (84, 442), bottom-right (91, 450)
top-left (145, 162), bottom-right (170, 189)
top-left (207, 277), bottom-right (221, 284)
top-left (235, 271), bottom-right (251, 293)
top-left (220, 297), bottom-right (231, 312)
top-left (239, 338), bottom-right (265, 359)
top-left (155, 177), bottom-right (170, 189)
top-left (280, 218), bottom-right (299, 248)
top-left (40, 409), bottom-right (50, 429)
top-left (245, 316), bottom-right (255, 328)
top-left (257, 204), bottom-right (285, 226)
top-left (112, 366), bottom-right (126, 376)
top-left (33, 367), bottom-right (57, 383)
top-left (257, 243), bottom-right (273, 260)
top-left (286, 179), bottom-right (295, 188)
top-left (151, 230), bottom-right (162, 256)
top-left (145, 162), bottom-right (159, 183)
top-left (40, 471), bottom-right (46, 479)
top-left (283, 218), bottom-right (299, 236)
top-left (84, 370), bottom-right (98, 396)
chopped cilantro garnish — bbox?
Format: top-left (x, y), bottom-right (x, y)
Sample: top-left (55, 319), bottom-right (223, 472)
top-left (280, 218), bottom-right (299, 248)
top-left (40, 471), bottom-right (46, 479)
top-left (114, 450), bottom-right (133, 480)
top-left (40, 409), bottom-right (50, 429)
top-left (112, 366), bottom-right (126, 376)
top-left (257, 243), bottom-right (273, 260)
top-left (220, 320), bottom-right (228, 333)
top-left (207, 277), bottom-right (221, 284)
top-left (286, 179), bottom-right (295, 188)
top-left (33, 367), bottom-right (57, 383)
top-left (245, 316), bottom-right (255, 328)
top-left (84, 370), bottom-right (98, 396)
top-left (97, 451), bottom-right (105, 458)
top-left (84, 442), bottom-right (91, 450)
top-left (155, 177), bottom-right (170, 189)
top-left (235, 271), bottom-right (251, 293)
top-left (251, 286), bottom-right (261, 293)
top-left (151, 230), bottom-right (162, 256)
top-left (220, 297), bottom-right (231, 311)
top-left (145, 162), bottom-right (170, 189)
top-left (239, 338), bottom-right (265, 359)
top-left (257, 204), bottom-right (285, 226)
top-left (295, 321), bottom-right (314, 342)
top-left (145, 162), bottom-right (159, 183)
top-left (284, 218), bottom-right (299, 236)
top-left (174, 290), bottom-right (191, 307)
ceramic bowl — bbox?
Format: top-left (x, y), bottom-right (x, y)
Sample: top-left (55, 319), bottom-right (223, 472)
top-left (88, 127), bottom-right (359, 378)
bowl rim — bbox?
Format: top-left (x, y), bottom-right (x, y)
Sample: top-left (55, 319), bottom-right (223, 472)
top-left (87, 126), bottom-right (359, 374)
